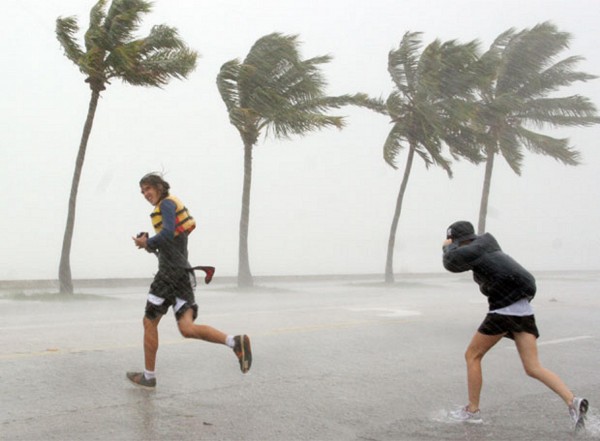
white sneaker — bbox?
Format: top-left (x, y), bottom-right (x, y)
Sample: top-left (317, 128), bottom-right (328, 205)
top-left (449, 405), bottom-right (483, 423)
top-left (569, 397), bottom-right (589, 431)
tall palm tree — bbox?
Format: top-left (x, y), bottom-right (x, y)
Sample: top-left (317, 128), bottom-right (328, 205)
top-left (383, 32), bottom-right (481, 283)
top-left (56, 0), bottom-right (197, 293)
top-left (473, 22), bottom-right (600, 234)
top-left (217, 32), bottom-right (385, 287)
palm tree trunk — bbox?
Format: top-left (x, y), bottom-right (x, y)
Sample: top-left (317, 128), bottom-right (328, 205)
top-left (385, 145), bottom-right (415, 284)
top-left (58, 90), bottom-right (100, 294)
top-left (238, 140), bottom-right (254, 287)
top-left (477, 149), bottom-right (495, 235)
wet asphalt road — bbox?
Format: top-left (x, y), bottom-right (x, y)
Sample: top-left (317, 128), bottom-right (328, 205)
top-left (1, 272), bottom-right (599, 440)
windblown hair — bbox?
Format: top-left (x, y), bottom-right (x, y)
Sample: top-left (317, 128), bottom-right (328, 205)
top-left (139, 173), bottom-right (170, 199)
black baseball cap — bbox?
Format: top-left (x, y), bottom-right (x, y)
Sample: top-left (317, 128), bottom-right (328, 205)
top-left (446, 221), bottom-right (476, 242)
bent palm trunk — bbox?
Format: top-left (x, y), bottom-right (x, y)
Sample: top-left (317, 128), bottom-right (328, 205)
top-left (58, 90), bottom-right (100, 294)
top-left (385, 145), bottom-right (415, 284)
top-left (238, 140), bottom-right (254, 287)
top-left (477, 148), bottom-right (495, 235)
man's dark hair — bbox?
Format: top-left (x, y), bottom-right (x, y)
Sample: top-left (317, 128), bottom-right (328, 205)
top-left (139, 173), bottom-right (170, 199)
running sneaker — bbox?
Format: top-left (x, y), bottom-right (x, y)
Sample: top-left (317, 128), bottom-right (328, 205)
top-left (569, 397), bottom-right (589, 431)
top-left (233, 335), bottom-right (252, 373)
top-left (449, 405), bottom-right (483, 423)
top-left (126, 371), bottom-right (156, 389)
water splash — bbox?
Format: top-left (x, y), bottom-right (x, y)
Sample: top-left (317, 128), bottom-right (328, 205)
top-left (583, 407), bottom-right (600, 438)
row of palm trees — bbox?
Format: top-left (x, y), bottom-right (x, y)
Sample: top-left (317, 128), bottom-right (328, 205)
top-left (56, 0), bottom-right (599, 292)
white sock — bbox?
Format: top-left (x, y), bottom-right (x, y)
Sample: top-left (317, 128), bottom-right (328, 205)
top-left (225, 335), bottom-right (235, 348)
top-left (144, 369), bottom-right (156, 380)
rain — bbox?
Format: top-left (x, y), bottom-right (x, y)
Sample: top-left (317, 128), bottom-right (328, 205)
top-left (1, 0), bottom-right (600, 440)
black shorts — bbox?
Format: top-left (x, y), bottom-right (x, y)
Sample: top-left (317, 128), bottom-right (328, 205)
top-left (145, 268), bottom-right (198, 321)
top-left (478, 313), bottom-right (540, 340)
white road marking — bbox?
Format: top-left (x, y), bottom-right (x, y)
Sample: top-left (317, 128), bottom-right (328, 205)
top-left (346, 307), bottom-right (422, 317)
top-left (537, 335), bottom-right (593, 346)
top-left (505, 335), bottom-right (593, 349)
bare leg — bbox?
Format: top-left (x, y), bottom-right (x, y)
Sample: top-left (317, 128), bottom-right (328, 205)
top-left (513, 332), bottom-right (574, 405)
top-left (143, 315), bottom-right (162, 371)
top-left (177, 308), bottom-right (227, 344)
top-left (465, 332), bottom-right (504, 412)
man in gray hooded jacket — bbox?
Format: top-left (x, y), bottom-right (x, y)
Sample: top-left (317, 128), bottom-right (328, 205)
top-left (443, 221), bottom-right (536, 311)
top-left (442, 221), bottom-right (587, 430)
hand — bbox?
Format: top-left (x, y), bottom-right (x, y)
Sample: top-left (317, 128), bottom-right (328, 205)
top-left (133, 232), bottom-right (149, 249)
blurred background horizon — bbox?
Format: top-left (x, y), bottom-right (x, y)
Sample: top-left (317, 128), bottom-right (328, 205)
top-left (2, 0), bottom-right (599, 281)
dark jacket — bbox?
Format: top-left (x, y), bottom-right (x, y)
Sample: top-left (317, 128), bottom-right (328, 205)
top-left (443, 233), bottom-right (536, 310)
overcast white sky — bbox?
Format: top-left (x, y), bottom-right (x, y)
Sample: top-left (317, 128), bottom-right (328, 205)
top-left (2, 0), bottom-right (599, 281)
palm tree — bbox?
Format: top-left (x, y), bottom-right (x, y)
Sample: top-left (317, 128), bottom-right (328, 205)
top-left (56, 0), bottom-right (197, 293)
top-left (383, 32), bottom-right (481, 283)
top-left (217, 32), bottom-right (385, 287)
top-left (473, 22), bottom-right (600, 234)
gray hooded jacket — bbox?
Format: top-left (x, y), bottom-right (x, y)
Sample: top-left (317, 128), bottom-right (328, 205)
top-left (443, 233), bottom-right (536, 310)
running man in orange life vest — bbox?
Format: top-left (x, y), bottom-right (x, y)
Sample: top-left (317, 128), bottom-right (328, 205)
top-left (127, 173), bottom-right (251, 389)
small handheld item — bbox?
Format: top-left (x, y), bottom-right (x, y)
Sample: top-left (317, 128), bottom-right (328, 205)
top-left (136, 232), bottom-right (155, 254)
top-left (188, 266), bottom-right (215, 284)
